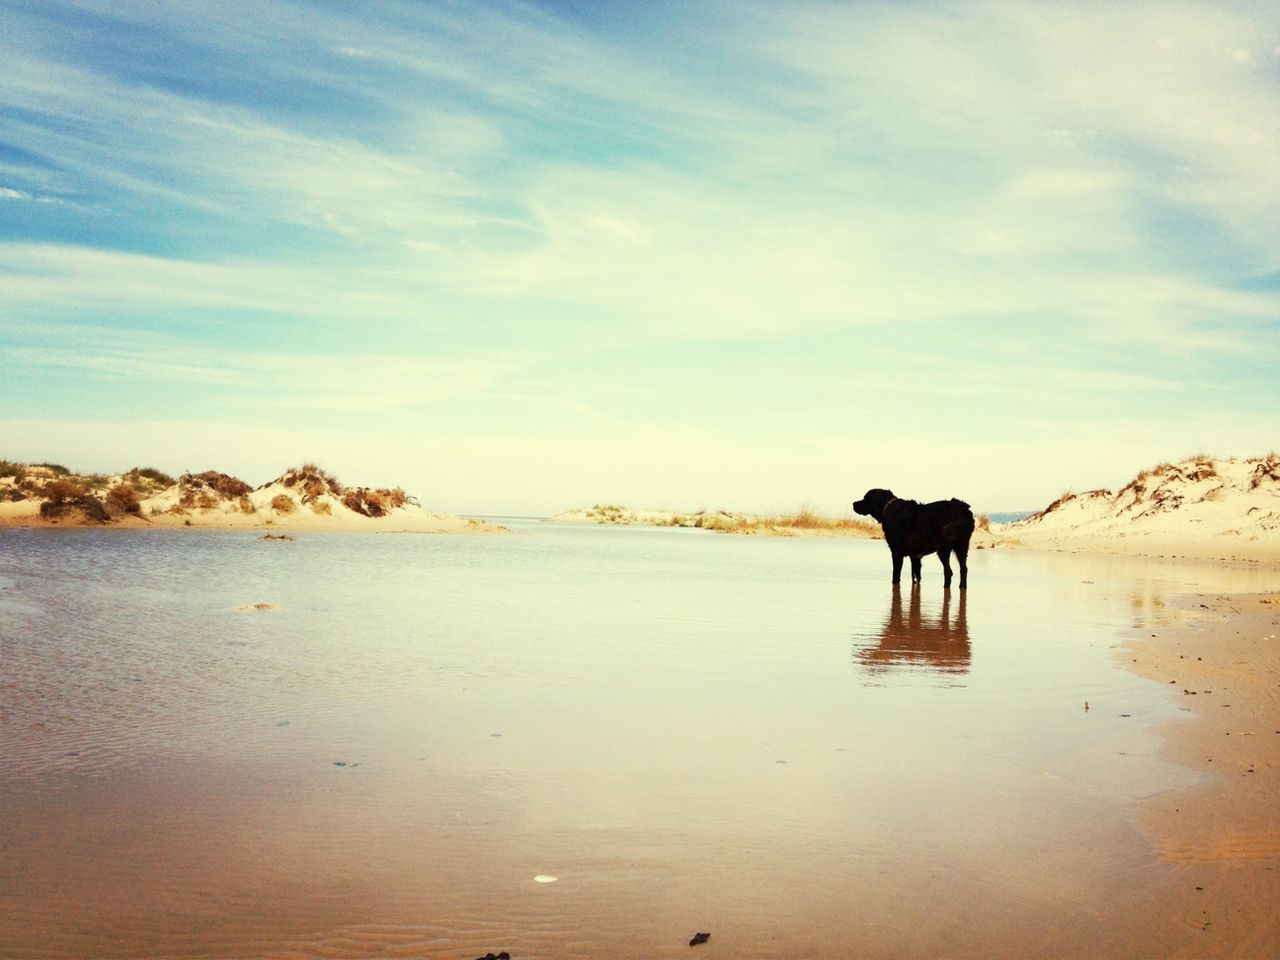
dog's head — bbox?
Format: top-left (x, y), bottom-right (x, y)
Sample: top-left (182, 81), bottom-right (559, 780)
top-left (853, 488), bottom-right (896, 521)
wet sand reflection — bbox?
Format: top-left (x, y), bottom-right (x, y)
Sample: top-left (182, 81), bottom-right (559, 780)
top-left (855, 585), bottom-right (970, 676)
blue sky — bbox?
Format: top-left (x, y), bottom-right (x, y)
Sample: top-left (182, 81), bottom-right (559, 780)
top-left (1, 0), bottom-right (1277, 515)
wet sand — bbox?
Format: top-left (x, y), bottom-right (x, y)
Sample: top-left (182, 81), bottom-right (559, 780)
top-left (1, 531), bottom-right (1278, 958)
top-left (1125, 590), bottom-right (1280, 956)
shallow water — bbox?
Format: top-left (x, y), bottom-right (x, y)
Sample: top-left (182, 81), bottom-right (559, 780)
top-left (0, 525), bottom-right (1274, 958)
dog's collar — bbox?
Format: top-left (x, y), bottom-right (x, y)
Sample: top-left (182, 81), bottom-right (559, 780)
top-left (885, 497), bottom-right (903, 511)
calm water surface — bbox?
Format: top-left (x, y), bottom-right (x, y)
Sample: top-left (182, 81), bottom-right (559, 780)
top-left (1, 524), bottom-right (1274, 958)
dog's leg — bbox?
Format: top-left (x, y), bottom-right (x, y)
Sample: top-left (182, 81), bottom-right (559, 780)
top-left (957, 539), bottom-right (970, 590)
top-left (938, 548), bottom-right (953, 590)
top-left (910, 555), bottom-right (922, 584)
top-left (891, 550), bottom-right (904, 585)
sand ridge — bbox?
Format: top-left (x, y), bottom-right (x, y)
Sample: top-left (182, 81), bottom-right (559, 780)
top-left (997, 455), bottom-right (1280, 562)
top-left (0, 462), bottom-right (506, 533)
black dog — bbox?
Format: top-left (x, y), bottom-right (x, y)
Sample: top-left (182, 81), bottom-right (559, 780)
top-left (853, 488), bottom-right (975, 590)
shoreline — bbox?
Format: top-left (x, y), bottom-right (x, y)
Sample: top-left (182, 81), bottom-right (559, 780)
top-left (0, 501), bottom-right (507, 534)
top-left (993, 527), bottom-right (1279, 564)
top-left (1123, 589), bottom-right (1280, 955)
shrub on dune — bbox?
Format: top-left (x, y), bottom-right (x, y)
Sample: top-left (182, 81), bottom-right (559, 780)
top-left (42, 478), bottom-right (87, 504)
top-left (1251, 453), bottom-right (1280, 489)
top-left (279, 463), bottom-right (344, 503)
top-left (126, 466), bottom-right (176, 488)
top-left (342, 486), bottom-right (411, 517)
top-left (39, 478), bottom-right (108, 523)
top-left (178, 471), bottom-right (252, 501)
top-left (105, 483), bottom-right (142, 516)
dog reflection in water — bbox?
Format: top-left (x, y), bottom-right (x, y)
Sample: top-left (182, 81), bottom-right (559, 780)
top-left (857, 584), bottom-right (970, 675)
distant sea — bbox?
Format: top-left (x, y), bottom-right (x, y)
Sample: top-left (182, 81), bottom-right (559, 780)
top-left (987, 510), bottom-right (1034, 524)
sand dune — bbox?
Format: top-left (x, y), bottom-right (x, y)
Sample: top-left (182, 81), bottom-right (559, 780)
top-left (999, 454), bottom-right (1280, 562)
top-left (0, 462), bottom-right (504, 533)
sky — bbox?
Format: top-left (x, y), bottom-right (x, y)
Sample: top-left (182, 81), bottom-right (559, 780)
top-left (1, 0), bottom-right (1277, 516)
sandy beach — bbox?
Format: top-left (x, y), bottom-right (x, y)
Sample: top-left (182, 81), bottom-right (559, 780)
top-left (1122, 589), bottom-right (1280, 955)
top-left (2, 455), bottom-right (1279, 957)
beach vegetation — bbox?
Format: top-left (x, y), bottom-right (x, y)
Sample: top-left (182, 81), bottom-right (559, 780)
top-left (1119, 473), bottom-right (1149, 503)
top-left (344, 488), bottom-right (386, 517)
top-left (342, 486), bottom-right (408, 517)
top-left (42, 478), bottom-right (87, 504)
top-left (105, 483), bottom-right (142, 516)
top-left (39, 479), bottom-right (109, 523)
top-left (280, 463), bottom-right (343, 503)
top-left (179, 470), bottom-right (252, 501)
top-left (0, 460), bottom-right (26, 480)
top-left (238, 496), bottom-right (256, 514)
top-left (680, 507), bottom-right (880, 536)
top-left (1029, 490), bottom-right (1076, 521)
top-left (310, 500), bottom-right (332, 515)
top-left (31, 462), bottom-right (71, 476)
top-left (1250, 453), bottom-right (1280, 489)
top-left (126, 466), bottom-right (175, 488)
top-left (695, 512), bottom-right (738, 531)
top-left (41, 495), bottom-right (109, 523)
top-left (271, 494), bottom-right (296, 514)
top-left (1185, 456), bottom-right (1218, 482)
top-left (583, 504), bottom-right (630, 523)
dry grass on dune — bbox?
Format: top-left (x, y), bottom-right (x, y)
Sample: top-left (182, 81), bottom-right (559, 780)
top-left (683, 506), bottom-right (881, 537)
top-left (1250, 452), bottom-right (1280, 489)
top-left (342, 486), bottom-right (409, 518)
top-left (125, 466), bottom-right (175, 490)
top-left (165, 470), bottom-right (255, 515)
top-left (105, 483), bottom-right (142, 516)
top-left (183, 470), bottom-right (252, 500)
top-left (276, 463), bottom-right (343, 503)
top-left (273, 463), bottom-right (412, 518)
top-left (36, 478), bottom-right (109, 523)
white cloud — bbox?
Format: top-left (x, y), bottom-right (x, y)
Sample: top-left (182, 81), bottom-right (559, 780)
top-left (0, 243), bottom-right (437, 326)
top-left (3, 0), bottom-right (1278, 514)
top-left (6, 342), bottom-right (516, 412)
top-left (752, 1), bottom-right (1280, 264)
